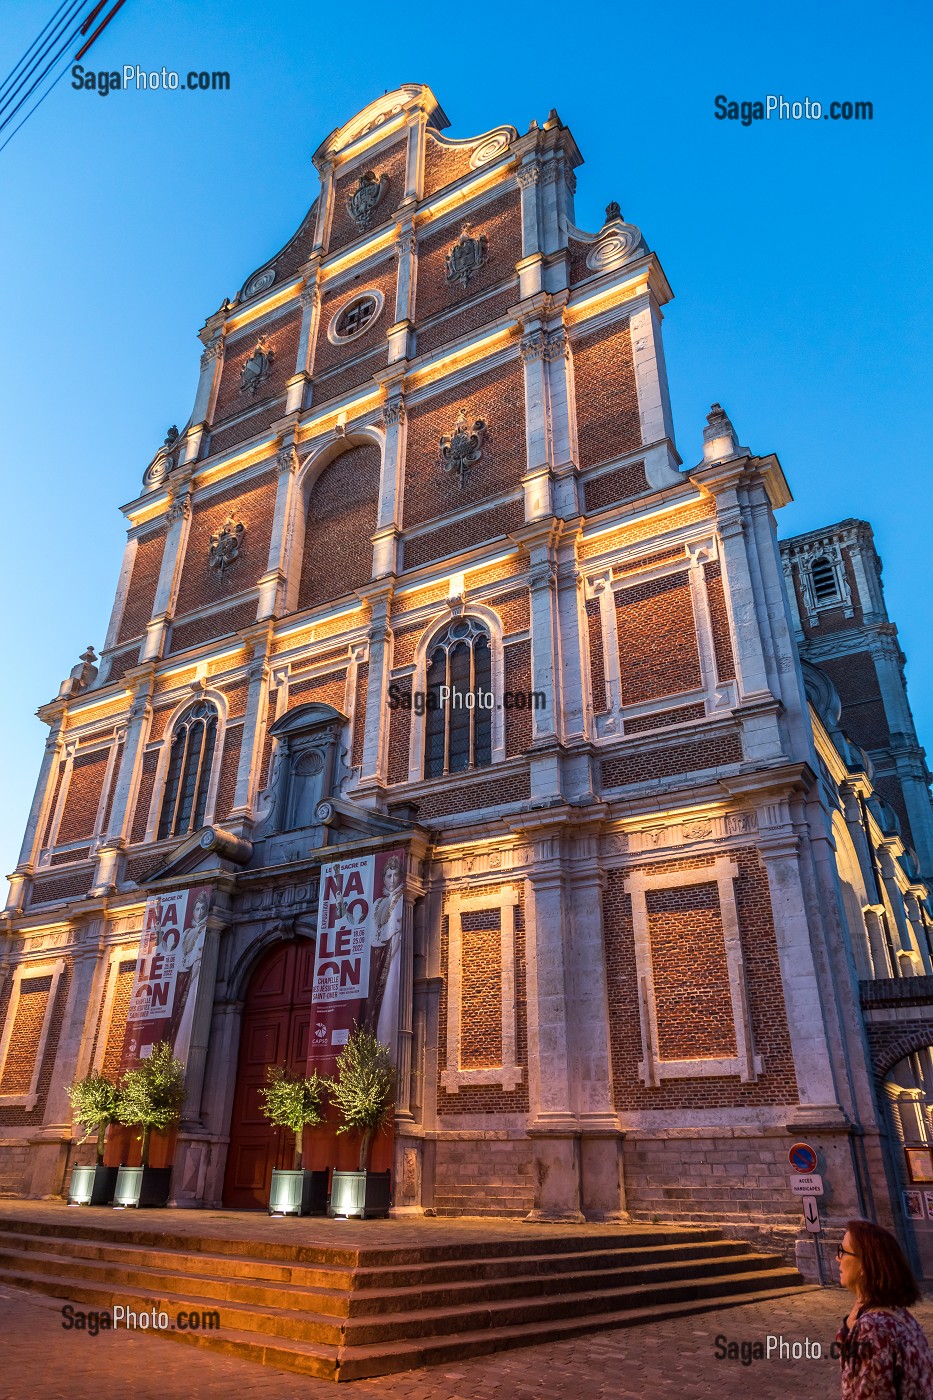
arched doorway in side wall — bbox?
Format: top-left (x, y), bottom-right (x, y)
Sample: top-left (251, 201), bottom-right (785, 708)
top-left (223, 940), bottom-right (315, 1209)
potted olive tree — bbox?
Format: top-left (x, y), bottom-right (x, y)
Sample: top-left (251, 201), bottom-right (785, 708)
top-left (113, 1042), bottom-right (185, 1207)
top-left (66, 1070), bottom-right (122, 1205)
top-left (260, 1065), bottom-right (330, 1216)
top-left (328, 1029), bottom-right (395, 1219)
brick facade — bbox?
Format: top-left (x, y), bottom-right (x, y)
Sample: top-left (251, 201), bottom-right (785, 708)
top-left (297, 443), bottom-right (381, 610)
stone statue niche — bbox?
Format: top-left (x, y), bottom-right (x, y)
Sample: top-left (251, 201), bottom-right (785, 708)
top-left (250, 703), bottom-right (352, 865)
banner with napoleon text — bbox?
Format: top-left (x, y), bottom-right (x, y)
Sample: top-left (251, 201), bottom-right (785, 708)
top-left (308, 849), bottom-right (405, 1077)
top-left (120, 885), bottom-right (212, 1071)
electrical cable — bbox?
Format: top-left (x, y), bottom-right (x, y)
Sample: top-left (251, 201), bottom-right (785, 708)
top-left (0, 0), bottom-right (74, 103)
top-left (0, 0), bottom-right (89, 123)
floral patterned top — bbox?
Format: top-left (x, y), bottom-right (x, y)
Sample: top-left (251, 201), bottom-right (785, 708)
top-left (837, 1305), bottom-right (933, 1399)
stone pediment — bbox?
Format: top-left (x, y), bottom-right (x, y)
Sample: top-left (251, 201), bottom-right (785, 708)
top-left (133, 826), bottom-right (253, 886)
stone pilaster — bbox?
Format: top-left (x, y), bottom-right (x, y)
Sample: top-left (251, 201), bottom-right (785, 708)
top-left (356, 586), bottom-right (393, 797)
top-left (257, 446), bottom-right (300, 619)
top-left (141, 472), bottom-right (194, 662)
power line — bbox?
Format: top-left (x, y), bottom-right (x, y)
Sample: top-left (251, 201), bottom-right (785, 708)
top-left (0, 54), bottom-right (73, 156)
top-left (0, 0), bottom-right (74, 103)
top-left (0, 0), bottom-right (89, 123)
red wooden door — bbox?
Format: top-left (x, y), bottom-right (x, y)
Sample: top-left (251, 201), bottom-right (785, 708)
top-left (222, 941), bottom-right (315, 1209)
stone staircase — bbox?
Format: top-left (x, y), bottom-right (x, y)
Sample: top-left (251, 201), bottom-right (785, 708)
top-left (0, 1212), bottom-right (806, 1381)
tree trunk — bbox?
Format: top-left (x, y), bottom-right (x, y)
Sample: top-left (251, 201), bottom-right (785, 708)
top-left (294, 1131), bottom-right (302, 1172)
top-left (140, 1125), bottom-right (151, 1168)
top-left (358, 1129), bottom-right (372, 1172)
top-left (96, 1122), bottom-right (107, 1167)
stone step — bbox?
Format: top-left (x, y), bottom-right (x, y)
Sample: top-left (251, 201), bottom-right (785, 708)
top-left (0, 1215), bottom-right (722, 1267)
top-left (0, 1252), bottom-right (802, 1351)
top-left (143, 1282), bottom-right (814, 1382)
top-left (0, 1238), bottom-right (783, 1322)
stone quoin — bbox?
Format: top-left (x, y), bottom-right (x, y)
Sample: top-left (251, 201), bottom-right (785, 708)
top-left (3, 85), bottom-right (933, 1280)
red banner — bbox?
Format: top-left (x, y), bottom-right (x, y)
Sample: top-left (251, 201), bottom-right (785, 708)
top-left (121, 885), bottom-right (211, 1071)
top-left (308, 849), bottom-right (404, 1076)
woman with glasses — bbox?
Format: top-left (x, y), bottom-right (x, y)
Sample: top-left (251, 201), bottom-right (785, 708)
top-left (836, 1219), bottom-right (933, 1398)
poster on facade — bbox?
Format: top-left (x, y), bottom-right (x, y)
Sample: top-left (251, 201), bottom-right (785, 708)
top-left (308, 849), bottom-right (405, 1076)
top-left (121, 885), bottom-right (211, 1070)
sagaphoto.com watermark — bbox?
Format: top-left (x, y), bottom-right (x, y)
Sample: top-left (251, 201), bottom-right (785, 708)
top-left (72, 64), bottom-right (230, 96)
top-left (714, 94), bottom-right (873, 127)
top-left (387, 685), bottom-right (547, 717)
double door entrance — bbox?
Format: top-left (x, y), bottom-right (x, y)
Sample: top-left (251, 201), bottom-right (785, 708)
top-left (222, 941), bottom-right (315, 1209)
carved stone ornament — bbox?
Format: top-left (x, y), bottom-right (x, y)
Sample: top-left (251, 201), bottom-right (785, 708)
top-left (585, 222), bottom-right (645, 273)
top-left (209, 514), bottom-right (245, 573)
top-left (346, 169), bottom-right (389, 232)
top-left (445, 224), bottom-right (488, 289)
top-left (439, 410), bottom-right (486, 488)
top-left (240, 338), bottom-right (274, 396)
top-left (244, 267), bottom-right (276, 299)
top-left (143, 426), bottom-right (182, 489)
top-left (58, 646), bottom-right (98, 699)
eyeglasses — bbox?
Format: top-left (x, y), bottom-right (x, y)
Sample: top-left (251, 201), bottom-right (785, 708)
top-left (836, 1244), bottom-right (859, 1260)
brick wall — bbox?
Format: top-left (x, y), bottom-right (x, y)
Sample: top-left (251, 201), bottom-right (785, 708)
top-left (26, 870), bottom-right (93, 906)
top-left (101, 960), bottom-right (137, 1080)
top-left (704, 560), bottom-right (736, 681)
top-left (0, 975), bottom-right (52, 1094)
top-left (504, 641), bottom-right (533, 756)
top-left (213, 725), bottom-right (243, 822)
top-left (586, 598), bottom-right (608, 713)
top-left (287, 670), bottom-right (348, 714)
top-left (415, 188), bottom-right (522, 324)
top-left (437, 886), bottom-right (529, 1115)
top-left (583, 460), bottom-right (649, 514)
top-left (117, 528), bottom-right (166, 643)
top-left (130, 750), bottom-right (159, 843)
top-left (387, 677), bottom-right (412, 785)
top-left (313, 348), bottom-right (386, 406)
top-left (403, 498), bottom-right (524, 570)
top-left (578, 501), bottom-right (714, 560)
top-left (417, 770), bottom-right (530, 820)
top-left (297, 442), bottom-right (381, 611)
top-left (415, 287), bottom-right (517, 360)
top-left (168, 600), bottom-right (259, 655)
top-left (327, 139), bottom-right (409, 254)
top-left (603, 848), bottom-right (798, 1110)
top-left (313, 257), bottom-right (397, 377)
top-left (208, 403), bottom-right (283, 458)
top-left (614, 572), bottom-right (702, 704)
top-left (489, 588), bottom-right (529, 634)
top-left (572, 320), bottom-right (641, 469)
top-left (403, 360), bottom-right (526, 529)
top-left (459, 911), bottom-right (503, 1068)
top-left (174, 469), bottom-right (277, 616)
top-left (623, 702), bottom-right (706, 735)
top-left (351, 663), bottom-right (369, 768)
top-left (212, 310), bottom-right (301, 424)
top-left (422, 134), bottom-right (474, 195)
top-left (600, 733), bottom-right (742, 789)
top-left (56, 750), bottom-right (110, 843)
top-left (818, 651), bottom-right (890, 749)
top-left (647, 883), bottom-right (738, 1059)
top-left (0, 962), bottom-right (71, 1127)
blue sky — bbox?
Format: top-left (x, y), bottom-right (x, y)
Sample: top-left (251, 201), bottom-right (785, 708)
top-left (1, 0), bottom-right (931, 881)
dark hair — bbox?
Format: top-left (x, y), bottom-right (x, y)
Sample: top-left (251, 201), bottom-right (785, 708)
top-left (847, 1219), bottom-right (921, 1308)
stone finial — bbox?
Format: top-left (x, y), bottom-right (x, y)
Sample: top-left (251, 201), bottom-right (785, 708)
top-left (605, 201), bottom-right (622, 223)
top-left (700, 402), bottom-right (750, 465)
top-left (58, 646), bottom-right (98, 699)
top-left (163, 424), bottom-right (179, 447)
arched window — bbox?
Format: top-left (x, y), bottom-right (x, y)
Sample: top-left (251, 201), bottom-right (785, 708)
top-left (157, 700), bottom-right (219, 839)
top-left (423, 618), bottom-right (492, 779)
top-left (811, 556), bottom-right (839, 603)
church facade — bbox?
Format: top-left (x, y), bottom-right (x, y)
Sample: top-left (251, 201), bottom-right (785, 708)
top-left (3, 85), bottom-right (933, 1273)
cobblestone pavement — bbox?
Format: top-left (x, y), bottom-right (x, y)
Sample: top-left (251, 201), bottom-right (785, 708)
top-left (2, 1281), bottom-right (932, 1400)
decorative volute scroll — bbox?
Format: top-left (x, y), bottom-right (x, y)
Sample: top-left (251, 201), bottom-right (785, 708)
top-left (142, 424), bottom-right (181, 490)
top-left (345, 170), bottom-right (389, 232)
top-left (439, 410), bottom-right (487, 488)
top-left (208, 515), bottom-right (245, 574)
